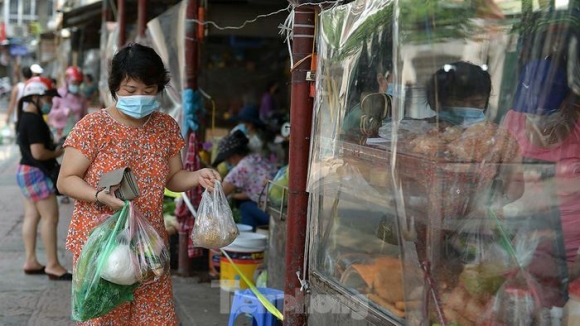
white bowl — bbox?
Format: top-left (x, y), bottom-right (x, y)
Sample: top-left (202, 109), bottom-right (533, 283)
top-left (236, 224), bottom-right (253, 232)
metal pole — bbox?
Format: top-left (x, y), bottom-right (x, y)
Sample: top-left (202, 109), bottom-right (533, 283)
top-left (137, 0), bottom-right (147, 39)
top-left (177, 0), bottom-right (200, 277)
top-left (117, 0), bottom-right (126, 47)
top-left (283, 8), bottom-right (315, 326)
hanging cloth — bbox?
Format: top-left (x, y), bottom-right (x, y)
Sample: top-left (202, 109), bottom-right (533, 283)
top-left (175, 131), bottom-right (204, 258)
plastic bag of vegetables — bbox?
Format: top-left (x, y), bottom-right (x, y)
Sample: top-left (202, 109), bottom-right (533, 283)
top-left (72, 201), bottom-right (171, 321)
top-left (267, 165), bottom-right (288, 207)
top-left (72, 202), bottom-right (138, 321)
top-left (129, 203), bottom-right (170, 283)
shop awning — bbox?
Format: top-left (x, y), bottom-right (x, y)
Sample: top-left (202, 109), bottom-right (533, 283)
top-left (62, 1), bottom-right (103, 28)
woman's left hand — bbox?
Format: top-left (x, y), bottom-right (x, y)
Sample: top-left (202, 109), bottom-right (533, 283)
top-left (198, 168), bottom-right (221, 191)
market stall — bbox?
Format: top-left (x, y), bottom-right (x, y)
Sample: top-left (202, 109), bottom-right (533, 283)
top-left (305, 0), bottom-right (578, 324)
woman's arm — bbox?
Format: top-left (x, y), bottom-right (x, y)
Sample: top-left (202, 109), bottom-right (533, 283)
top-left (221, 181), bottom-right (249, 200)
top-left (165, 154), bottom-right (221, 192)
top-left (57, 147), bottom-right (125, 210)
top-left (5, 85), bottom-right (19, 124)
top-left (30, 143), bottom-right (63, 161)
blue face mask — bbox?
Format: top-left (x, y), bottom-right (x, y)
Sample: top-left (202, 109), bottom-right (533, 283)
top-left (235, 123), bottom-right (249, 135)
top-left (386, 84), bottom-right (404, 97)
top-left (116, 94), bottom-right (159, 119)
top-left (438, 106), bottom-right (486, 127)
top-left (225, 162), bottom-right (234, 170)
top-left (68, 84), bottom-right (79, 94)
top-left (41, 102), bottom-right (52, 114)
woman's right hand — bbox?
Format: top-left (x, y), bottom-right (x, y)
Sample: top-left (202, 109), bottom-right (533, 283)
top-left (96, 185), bottom-right (126, 211)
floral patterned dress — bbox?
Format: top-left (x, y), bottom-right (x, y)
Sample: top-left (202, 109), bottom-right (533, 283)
top-left (64, 109), bottom-right (184, 325)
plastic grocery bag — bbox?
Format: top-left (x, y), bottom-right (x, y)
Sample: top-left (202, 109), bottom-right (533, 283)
top-left (72, 202), bottom-right (138, 322)
top-left (267, 165), bottom-right (289, 207)
top-left (129, 203), bottom-right (170, 283)
top-left (191, 181), bottom-right (239, 249)
top-left (72, 201), bottom-right (171, 321)
top-left (479, 229), bottom-right (545, 325)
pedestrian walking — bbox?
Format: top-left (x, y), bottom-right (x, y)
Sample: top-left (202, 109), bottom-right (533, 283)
top-left (15, 76), bottom-right (72, 280)
top-left (56, 43), bottom-right (221, 325)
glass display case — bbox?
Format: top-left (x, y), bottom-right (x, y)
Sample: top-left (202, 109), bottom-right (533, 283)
top-left (307, 0), bottom-right (579, 324)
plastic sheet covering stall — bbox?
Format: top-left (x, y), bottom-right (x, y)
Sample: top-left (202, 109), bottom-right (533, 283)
top-left (307, 0), bottom-right (406, 324)
top-left (307, 0), bottom-right (579, 324)
top-left (146, 2), bottom-right (186, 121)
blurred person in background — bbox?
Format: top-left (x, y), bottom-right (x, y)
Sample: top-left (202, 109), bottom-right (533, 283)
top-left (212, 130), bottom-right (277, 230)
top-left (5, 65), bottom-right (41, 128)
top-left (82, 73), bottom-right (99, 108)
top-left (48, 66), bottom-right (87, 140)
top-left (15, 76), bottom-right (71, 280)
top-left (259, 80), bottom-right (279, 123)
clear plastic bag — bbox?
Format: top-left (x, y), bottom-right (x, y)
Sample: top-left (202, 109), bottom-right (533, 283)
top-left (479, 230), bottom-right (545, 325)
top-left (191, 181), bottom-right (239, 249)
top-left (129, 203), bottom-right (170, 283)
top-left (72, 201), bottom-right (171, 321)
top-left (72, 202), bottom-right (138, 322)
top-left (267, 165), bottom-right (288, 207)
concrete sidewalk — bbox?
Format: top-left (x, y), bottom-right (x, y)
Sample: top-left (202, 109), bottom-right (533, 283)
top-left (0, 142), bottom-right (231, 325)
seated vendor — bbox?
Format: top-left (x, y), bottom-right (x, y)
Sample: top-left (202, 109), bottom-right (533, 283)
top-left (425, 61), bottom-right (491, 128)
top-left (212, 130), bottom-right (278, 230)
top-left (342, 63), bottom-right (394, 142)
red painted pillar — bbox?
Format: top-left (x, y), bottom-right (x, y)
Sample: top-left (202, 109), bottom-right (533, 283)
top-left (177, 0), bottom-right (200, 277)
top-left (283, 8), bottom-right (316, 326)
top-left (137, 0), bottom-right (147, 39)
top-left (117, 0), bottom-right (126, 47)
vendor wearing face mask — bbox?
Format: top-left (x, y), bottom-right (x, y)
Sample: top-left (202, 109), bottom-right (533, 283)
top-left (503, 53), bottom-right (580, 268)
top-left (48, 66), bottom-right (88, 140)
top-left (426, 61), bottom-right (491, 128)
top-left (212, 130), bottom-right (278, 230)
top-left (230, 104), bottom-right (267, 156)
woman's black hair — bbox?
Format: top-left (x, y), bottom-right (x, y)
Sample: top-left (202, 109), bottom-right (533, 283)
top-left (108, 43), bottom-right (170, 100)
top-left (426, 61), bottom-right (492, 112)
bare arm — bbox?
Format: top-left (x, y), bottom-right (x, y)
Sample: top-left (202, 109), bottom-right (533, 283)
top-left (222, 181), bottom-right (249, 200)
top-left (30, 143), bottom-right (63, 161)
top-left (57, 146), bottom-right (125, 210)
top-left (5, 86), bottom-right (19, 123)
top-left (165, 154), bottom-right (221, 192)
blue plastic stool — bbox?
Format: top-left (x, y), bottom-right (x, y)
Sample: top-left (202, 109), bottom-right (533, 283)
top-left (228, 288), bottom-right (284, 326)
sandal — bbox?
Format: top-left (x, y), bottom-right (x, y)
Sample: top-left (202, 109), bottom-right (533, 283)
top-left (47, 272), bottom-right (73, 281)
top-left (24, 266), bottom-right (46, 275)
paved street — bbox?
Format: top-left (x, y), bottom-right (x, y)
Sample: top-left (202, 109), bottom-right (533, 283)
top-left (0, 106), bottom-right (232, 325)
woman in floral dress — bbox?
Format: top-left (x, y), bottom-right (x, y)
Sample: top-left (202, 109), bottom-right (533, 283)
top-left (57, 43), bottom-right (220, 325)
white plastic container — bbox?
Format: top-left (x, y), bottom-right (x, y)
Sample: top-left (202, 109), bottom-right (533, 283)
top-left (236, 224), bottom-right (253, 233)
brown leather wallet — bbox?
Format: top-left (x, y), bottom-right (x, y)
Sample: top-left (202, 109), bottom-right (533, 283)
top-left (98, 167), bottom-right (140, 200)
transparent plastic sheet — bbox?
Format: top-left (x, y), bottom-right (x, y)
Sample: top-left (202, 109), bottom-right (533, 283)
top-left (306, 0), bottom-right (394, 203)
top-left (72, 203), bottom-right (138, 322)
top-left (392, 2), bottom-right (579, 326)
top-left (191, 181), bottom-right (239, 249)
top-left (309, 0), bottom-right (578, 324)
top-left (146, 2), bottom-right (186, 121)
